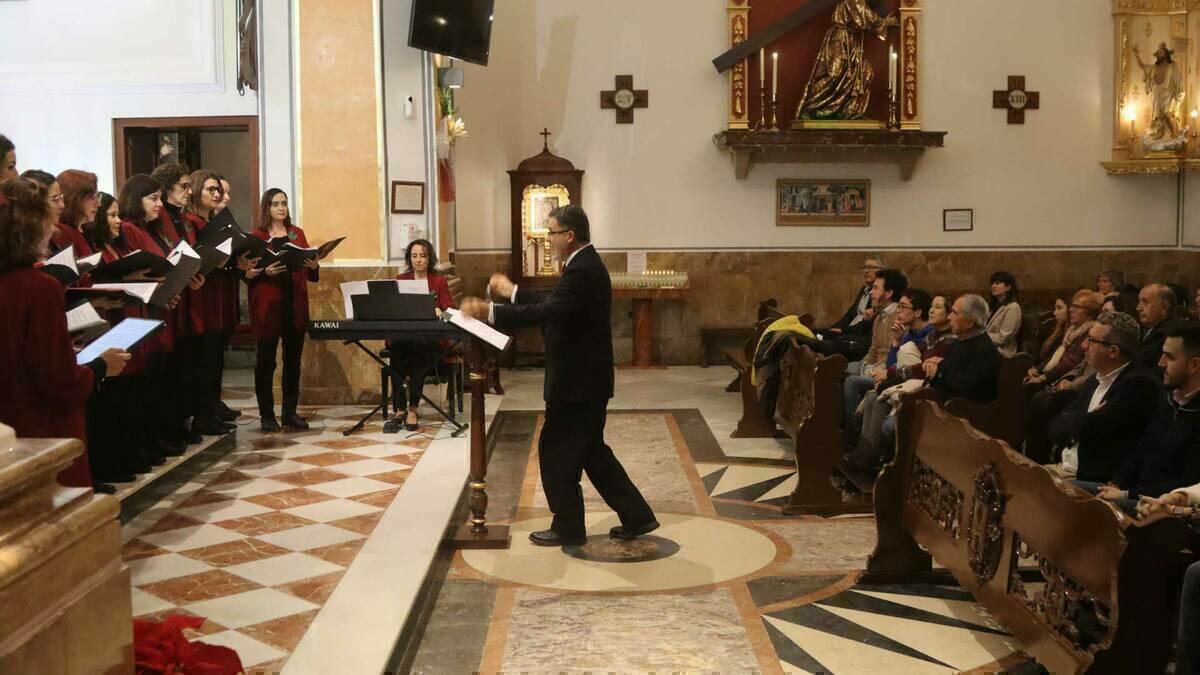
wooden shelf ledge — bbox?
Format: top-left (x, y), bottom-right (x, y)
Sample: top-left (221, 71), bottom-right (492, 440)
top-left (713, 128), bottom-right (948, 181)
top-left (1100, 159), bottom-right (1200, 176)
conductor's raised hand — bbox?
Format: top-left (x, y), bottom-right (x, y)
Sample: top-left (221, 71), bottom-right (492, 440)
top-left (489, 273), bottom-right (515, 301)
top-left (100, 347), bottom-right (131, 377)
top-left (459, 297), bottom-right (491, 321)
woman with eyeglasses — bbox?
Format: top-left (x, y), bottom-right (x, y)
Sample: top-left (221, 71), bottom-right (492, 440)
top-left (246, 188), bottom-right (319, 432)
top-left (54, 169), bottom-right (100, 258)
top-left (1025, 290), bottom-right (1101, 390)
top-left (389, 239), bottom-right (455, 431)
top-left (18, 170), bottom-right (68, 253)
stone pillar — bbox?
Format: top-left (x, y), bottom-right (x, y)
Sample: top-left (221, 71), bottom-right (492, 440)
top-left (0, 425), bottom-right (133, 673)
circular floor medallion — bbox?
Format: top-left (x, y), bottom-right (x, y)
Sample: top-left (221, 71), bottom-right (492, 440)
top-left (562, 534), bottom-right (680, 563)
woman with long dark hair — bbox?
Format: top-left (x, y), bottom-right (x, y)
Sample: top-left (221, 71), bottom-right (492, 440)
top-left (0, 177), bottom-right (129, 489)
top-left (247, 188), bottom-right (318, 432)
top-left (19, 169), bottom-right (67, 254)
top-left (390, 238), bottom-right (455, 430)
top-left (986, 270), bottom-right (1022, 357)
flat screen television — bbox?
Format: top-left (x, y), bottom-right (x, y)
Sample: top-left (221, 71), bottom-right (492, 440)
top-left (408, 0), bottom-right (494, 67)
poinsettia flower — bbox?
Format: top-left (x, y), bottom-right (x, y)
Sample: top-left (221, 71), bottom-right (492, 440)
top-left (133, 615), bottom-right (245, 675)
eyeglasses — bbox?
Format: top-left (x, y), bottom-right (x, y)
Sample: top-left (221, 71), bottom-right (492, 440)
top-left (1070, 303), bottom-right (1087, 310)
top-left (48, 194), bottom-right (65, 204)
top-left (175, 181), bottom-right (191, 190)
top-left (898, 303), bottom-right (914, 310)
top-left (204, 186), bottom-right (222, 194)
top-left (546, 229), bottom-right (570, 237)
top-left (1084, 336), bottom-right (1118, 348)
top-left (861, 265), bottom-right (882, 271)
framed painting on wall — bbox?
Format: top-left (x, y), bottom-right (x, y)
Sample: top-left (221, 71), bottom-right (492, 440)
top-left (776, 179), bottom-right (870, 227)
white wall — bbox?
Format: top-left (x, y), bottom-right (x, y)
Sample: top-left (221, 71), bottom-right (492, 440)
top-left (199, 131), bottom-right (253, 227)
top-left (382, 0), bottom-right (435, 260)
top-left (0, 0), bottom-right (293, 201)
top-left (454, 0), bottom-right (1184, 252)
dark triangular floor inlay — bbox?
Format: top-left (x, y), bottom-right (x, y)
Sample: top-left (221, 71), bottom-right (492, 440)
top-left (762, 616), bottom-right (832, 674)
top-left (701, 466), bottom-right (727, 495)
top-left (715, 471), bottom-right (794, 502)
top-left (853, 582), bottom-right (976, 603)
top-left (766, 603), bottom-right (955, 670)
top-left (748, 575), bottom-right (846, 608)
top-left (819, 590), bottom-right (1009, 636)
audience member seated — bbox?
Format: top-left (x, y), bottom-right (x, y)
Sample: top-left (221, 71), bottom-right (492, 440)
top-left (1096, 269), bottom-right (1127, 299)
top-left (846, 290), bottom-right (955, 471)
top-left (841, 268), bottom-right (907, 444)
top-left (1021, 290), bottom-right (1102, 463)
top-left (821, 254), bottom-right (884, 361)
top-left (1073, 323), bottom-right (1200, 515)
top-left (0, 133), bottom-right (15, 182)
top-left (1136, 482), bottom-right (1200, 675)
top-left (1048, 311), bottom-right (1162, 482)
top-left (986, 271), bottom-right (1022, 357)
top-left (1137, 283), bottom-right (1178, 373)
top-left (1192, 287), bottom-right (1200, 322)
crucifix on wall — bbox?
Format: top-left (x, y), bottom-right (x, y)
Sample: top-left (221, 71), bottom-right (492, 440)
top-left (600, 75), bottom-right (649, 124)
top-left (993, 76), bottom-right (1040, 124)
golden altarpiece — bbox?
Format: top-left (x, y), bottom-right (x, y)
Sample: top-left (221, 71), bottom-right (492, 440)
top-left (1102, 0), bottom-right (1200, 175)
top-left (507, 133), bottom-right (584, 288)
top-left (712, 0), bottom-right (945, 180)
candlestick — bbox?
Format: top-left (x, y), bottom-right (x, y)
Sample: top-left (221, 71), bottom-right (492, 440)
top-left (771, 52), bottom-right (779, 103)
top-left (759, 48), bottom-right (765, 87)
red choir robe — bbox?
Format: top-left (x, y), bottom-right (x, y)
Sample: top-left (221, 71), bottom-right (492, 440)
top-left (182, 211), bottom-right (236, 335)
top-left (53, 222), bottom-right (94, 258)
top-left (0, 267), bottom-right (98, 486)
top-left (98, 229), bottom-right (151, 375)
top-left (247, 225), bottom-right (318, 340)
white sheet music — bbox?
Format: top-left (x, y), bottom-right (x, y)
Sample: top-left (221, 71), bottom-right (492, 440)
top-left (396, 280), bottom-right (429, 295)
top-left (168, 240), bottom-right (201, 265)
top-left (217, 238), bottom-right (232, 255)
top-left (339, 281), bottom-right (370, 319)
top-left (444, 309), bottom-right (511, 351)
top-left (45, 246), bottom-right (78, 274)
top-left (91, 283), bottom-right (158, 304)
top-left (66, 302), bottom-right (105, 333)
top-left (78, 251), bottom-right (102, 269)
top-left (75, 318), bottom-right (162, 365)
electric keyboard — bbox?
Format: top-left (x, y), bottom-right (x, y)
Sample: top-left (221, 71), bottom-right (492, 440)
top-left (307, 319), bottom-right (464, 342)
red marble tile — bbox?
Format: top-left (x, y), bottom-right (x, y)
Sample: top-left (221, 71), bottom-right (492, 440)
top-left (398, 438), bottom-right (432, 450)
top-left (123, 539), bottom-right (169, 561)
top-left (277, 572), bottom-right (344, 605)
top-left (235, 452), bottom-right (287, 468)
top-left (365, 469), bottom-right (411, 486)
top-left (381, 453), bottom-right (420, 466)
top-left (305, 540), bottom-right (365, 567)
top-left (290, 451), bottom-right (370, 467)
top-left (143, 512), bottom-right (205, 535)
top-left (207, 469), bottom-right (257, 486)
top-left (178, 538), bottom-right (292, 567)
top-left (250, 437), bottom-right (298, 450)
top-left (133, 608), bottom-right (227, 637)
top-left (214, 512), bottom-right (318, 537)
top-left (270, 468), bottom-right (351, 486)
top-left (328, 511), bottom-right (383, 536)
top-left (312, 438), bottom-right (382, 450)
top-left (244, 488), bottom-right (335, 510)
top-left (240, 608), bottom-right (321, 652)
top-left (246, 656), bottom-right (288, 674)
top-left (140, 570), bottom-right (262, 604)
top-left (349, 488), bottom-right (399, 508)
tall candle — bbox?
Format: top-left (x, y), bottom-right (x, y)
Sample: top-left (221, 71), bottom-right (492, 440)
top-left (759, 48), bottom-right (765, 86)
top-left (772, 52), bottom-right (779, 102)
top-left (888, 46), bottom-right (896, 93)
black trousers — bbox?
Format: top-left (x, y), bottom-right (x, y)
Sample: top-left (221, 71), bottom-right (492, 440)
top-left (256, 329), bottom-right (304, 417)
top-left (1023, 386), bottom-right (1077, 464)
top-left (388, 340), bottom-right (441, 409)
top-left (149, 348), bottom-right (192, 440)
top-left (539, 399), bottom-right (655, 539)
top-left (190, 331), bottom-right (227, 423)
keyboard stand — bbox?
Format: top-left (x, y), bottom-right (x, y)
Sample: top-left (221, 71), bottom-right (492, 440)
top-left (341, 339), bottom-right (469, 438)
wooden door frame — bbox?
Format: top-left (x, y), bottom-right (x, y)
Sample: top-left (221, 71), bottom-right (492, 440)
top-left (112, 115), bottom-right (260, 203)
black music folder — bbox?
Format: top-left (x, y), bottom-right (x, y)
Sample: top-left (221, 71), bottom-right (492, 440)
top-left (275, 237), bottom-right (346, 270)
top-left (149, 254), bottom-right (203, 308)
top-left (90, 250), bottom-right (174, 281)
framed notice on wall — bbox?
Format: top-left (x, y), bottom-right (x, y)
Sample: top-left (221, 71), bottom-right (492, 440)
top-left (391, 181), bottom-right (425, 214)
top-left (943, 208), bottom-right (974, 232)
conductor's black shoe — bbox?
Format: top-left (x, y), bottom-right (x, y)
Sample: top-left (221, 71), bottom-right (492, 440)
top-left (260, 415), bottom-right (281, 433)
top-left (609, 520), bottom-right (661, 541)
top-left (529, 529), bottom-right (586, 547)
top-left (282, 412), bottom-right (309, 430)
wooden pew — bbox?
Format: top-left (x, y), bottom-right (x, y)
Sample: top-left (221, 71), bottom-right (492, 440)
top-left (724, 298), bottom-right (783, 393)
top-left (943, 352), bottom-right (1033, 450)
top-left (775, 340), bottom-right (871, 515)
top-left (725, 301), bottom-right (811, 439)
top-left (866, 398), bottom-right (1192, 675)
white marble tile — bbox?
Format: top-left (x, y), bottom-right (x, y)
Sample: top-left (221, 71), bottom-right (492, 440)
top-left (137, 524), bottom-right (246, 552)
top-left (307, 477), bottom-right (396, 499)
top-left (224, 552), bottom-right (344, 586)
top-left (131, 587), bottom-right (176, 616)
top-left (184, 588), bottom-right (319, 629)
top-left (128, 553), bottom-right (214, 586)
top-left (853, 590), bottom-right (1005, 630)
top-left (175, 499), bottom-right (274, 522)
top-left (764, 616), bottom-right (955, 675)
top-left (207, 477), bottom-right (297, 499)
top-left (256, 524), bottom-right (365, 551)
top-left (282, 499), bottom-right (381, 524)
top-left (236, 458), bottom-right (319, 478)
top-left (198, 630), bottom-right (287, 668)
top-left (327, 458), bottom-right (412, 477)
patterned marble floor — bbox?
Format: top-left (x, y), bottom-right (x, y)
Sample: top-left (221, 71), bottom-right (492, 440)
top-left (408, 367), bottom-right (1037, 674)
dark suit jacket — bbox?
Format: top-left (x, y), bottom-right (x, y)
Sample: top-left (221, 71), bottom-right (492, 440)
top-left (931, 331), bottom-right (1001, 402)
top-left (1136, 319), bottom-right (1175, 373)
top-left (493, 245), bottom-right (614, 402)
top-left (1113, 391), bottom-right (1200, 498)
top-left (1048, 364), bottom-right (1163, 482)
top-left (832, 285), bottom-right (873, 336)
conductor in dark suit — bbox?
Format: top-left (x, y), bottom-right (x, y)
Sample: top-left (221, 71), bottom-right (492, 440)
top-left (459, 205), bottom-right (658, 547)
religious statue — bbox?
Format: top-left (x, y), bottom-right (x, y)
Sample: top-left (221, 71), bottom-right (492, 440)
top-left (795, 0), bottom-right (898, 121)
top-left (1133, 42), bottom-right (1186, 152)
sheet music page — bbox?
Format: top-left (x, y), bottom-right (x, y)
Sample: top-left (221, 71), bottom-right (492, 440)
top-left (46, 246), bottom-right (78, 274)
top-left (217, 238), bottom-right (233, 255)
top-left (396, 280), bottom-right (428, 295)
top-left (66, 302), bottom-right (105, 333)
top-left (444, 309), bottom-right (511, 351)
top-left (78, 251), bottom-right (102, 268)
top-left (91, 283), bottom-right (158, 304)
top-left (339, 281), bottom-right (370, 318)
top-left (168, 240), bottom-right (201, 265)
top-left (75, 318), bottom-right (162, 364)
